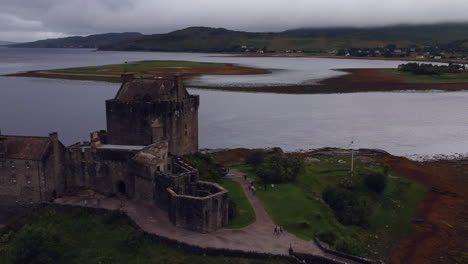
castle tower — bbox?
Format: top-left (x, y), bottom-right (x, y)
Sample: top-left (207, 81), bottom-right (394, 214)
top-left (105, 74), bottom-right (199, 155)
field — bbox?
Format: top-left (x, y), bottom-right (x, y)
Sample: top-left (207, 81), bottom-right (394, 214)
top-left (383, 68), bottom-right (468, 83)
top-left (0, 207), bottom-right (289, 264)
top-left (221, 180), bottom-right (256, 228)
top-left (229, 155), bottom-right (427, 261)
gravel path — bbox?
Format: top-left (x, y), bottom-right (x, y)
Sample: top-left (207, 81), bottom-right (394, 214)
top-left (55, 170), bottom-right (357, 263)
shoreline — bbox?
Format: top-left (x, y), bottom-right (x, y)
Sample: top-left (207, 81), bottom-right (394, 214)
top-left (7, 68), bottom-right (468, 94)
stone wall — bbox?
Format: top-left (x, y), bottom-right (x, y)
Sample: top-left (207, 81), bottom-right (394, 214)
top-left (105, 95), bottom-right (199, 156)
top-left (167, 181), bottom-right (229, 233)
top-left (67, 145), bottom-right (140, 198)
top-left (0, 133), bottom-right (67, 206)
top-left (0, 159), bottom-right (42, 205)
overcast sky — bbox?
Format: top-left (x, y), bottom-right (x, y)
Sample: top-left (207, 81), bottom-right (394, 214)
top-left (2, 0), bottom-right (468, 42)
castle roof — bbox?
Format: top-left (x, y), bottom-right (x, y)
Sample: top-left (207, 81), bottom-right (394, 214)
top-left (115, 78), bottom-right (187, 102)
top-left (0, 135), bottom-right (51, 161)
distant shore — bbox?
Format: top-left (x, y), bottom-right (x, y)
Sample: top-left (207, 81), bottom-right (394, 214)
top-left (4, 58), bottom-right (468, 94)
top-left (190, 68), bottom-right (468, 94)
top-left (237, 52), bottom-right (468, 65)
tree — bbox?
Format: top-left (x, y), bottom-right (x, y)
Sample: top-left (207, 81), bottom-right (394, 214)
top-left (364, 172), bottom-right (387, 193)
top-left (11, 226), bottom-right (71, 264)
top-left (255, 155), bottom-right (305, 184)
top-left (284, 157), bottom-right (305, 182)
top-left (245, 150), bottom-right (267, 168)
top-left (256, 155), bottom-right (284, 183)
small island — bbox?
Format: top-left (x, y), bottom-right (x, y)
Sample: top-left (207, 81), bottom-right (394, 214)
top-left (6, 60), bottom-right (271, 82)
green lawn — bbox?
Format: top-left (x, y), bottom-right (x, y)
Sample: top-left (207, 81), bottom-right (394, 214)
top-left (49, 60), bottom-right (227, 76)
top-left (383, 68), bottom-right (468, 83)
top-left (0, 207), bottom-right (289, 264)
top-left (221, 180), bottom-right (256, 228)
top-left (229, 156), bottom-right (427, 260)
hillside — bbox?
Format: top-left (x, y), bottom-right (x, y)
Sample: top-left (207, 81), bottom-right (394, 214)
top-left (100, 23), bottom-right (468, 53)
top-left (9, 32), bottom-right (142, 48)
top-left (0, 41), bottom-right (18, 46)
top-left (100, 27), bottom-right (269, 52)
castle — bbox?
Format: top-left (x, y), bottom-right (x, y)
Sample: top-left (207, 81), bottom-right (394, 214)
top-left (0, 74), bottom-right (229, 233)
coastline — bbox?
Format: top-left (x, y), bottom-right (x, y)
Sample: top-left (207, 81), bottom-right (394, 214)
top-left (7, 68), bottom-right (468, 94)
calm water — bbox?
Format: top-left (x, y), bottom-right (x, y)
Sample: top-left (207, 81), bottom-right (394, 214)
top-left (0, 48), bottom-right (467, 158)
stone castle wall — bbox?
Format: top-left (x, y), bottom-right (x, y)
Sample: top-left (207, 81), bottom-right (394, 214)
top-left (105, 95), bottom-right (199, 156)
top-left (67, 145), bottom-right (140, 197)
top-left (0, 134), bottom-right (67, 206)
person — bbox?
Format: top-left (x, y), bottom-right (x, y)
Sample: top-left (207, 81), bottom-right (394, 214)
top-left (279, 226), bottom-right (283, 234)
top-left (84, 199), bottom-right (88, 207)
top-left (274, 226), bottom-right (278, 236)
top-left (244, 174), bottom-right (247, 181)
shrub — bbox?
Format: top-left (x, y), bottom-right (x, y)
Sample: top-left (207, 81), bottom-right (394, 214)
top-left (364, 172), bottom-right (387, 193)
top-left (182, 153), bottom-right (223, 183)
top-left (316, 231), bottom-right (337, 246)
top-left (11, 225), bottom-right (71, 264)
top-left (322, 187), bottom-right (371, 227)
top-left (255, 155), bottom-right (305, 184)
top-left (123, 230), bottom-right (145, 254)
top-left (335, 238), bottom-right (363, 256)
top-left (245, 150), bottom-right (267, 168)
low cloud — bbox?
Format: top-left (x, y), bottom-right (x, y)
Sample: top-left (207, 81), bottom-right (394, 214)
top-left (1, 0), bottom-right (468, 42)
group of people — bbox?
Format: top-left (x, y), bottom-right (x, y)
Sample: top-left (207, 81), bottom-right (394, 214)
top-left (274, 225), bottom-right (284, 236)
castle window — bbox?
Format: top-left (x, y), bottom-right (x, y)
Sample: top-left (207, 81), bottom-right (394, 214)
top-left (26, 162), bottom-right (31, 169)
top-left (157, 166), bottom-right (161, 172)
top-left (25, 175), bottom-right (32, 184)
top-left (11, 174), bottom-right (17, 184)
top-left (167, 164), bottom-right (171, 171)
top-left (10, 161), bottom-right (15, 168)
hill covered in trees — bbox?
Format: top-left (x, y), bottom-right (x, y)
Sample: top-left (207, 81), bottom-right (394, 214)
top-left (9, 32), bottom-right (142, 48)
top-left (100, 23), bottom-right (468, 53)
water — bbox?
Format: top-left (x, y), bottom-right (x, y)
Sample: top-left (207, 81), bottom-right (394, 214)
top-left (0, 48), bottom-right (467, 158)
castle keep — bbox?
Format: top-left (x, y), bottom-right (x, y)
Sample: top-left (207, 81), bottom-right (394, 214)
top-left (0, 75), bottom-right (229, 233)
top-left (106, 74), bottom-right (199, 156)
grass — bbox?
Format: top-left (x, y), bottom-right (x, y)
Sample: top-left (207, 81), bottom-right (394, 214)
top-left (221, 180), bottom-right (256, 228)
top-left (229, 156), bottom-right (428, 260)
top-left (383, 68), bottom-right (468, 83)
top-left (0, 207), bottom-right (289, 264)
top-left (49, 60), bottom-right (227, 76)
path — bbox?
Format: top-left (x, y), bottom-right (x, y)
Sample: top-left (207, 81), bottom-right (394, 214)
top-left (55, 171), bottom-right (358, 264)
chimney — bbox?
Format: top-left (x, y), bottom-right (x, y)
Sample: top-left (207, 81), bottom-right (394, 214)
top-left (121, 73), bottom-right (134, 84)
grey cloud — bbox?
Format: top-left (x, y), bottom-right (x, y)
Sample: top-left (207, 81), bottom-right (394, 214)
top-left (1, 0), bottom-right (468, 42)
